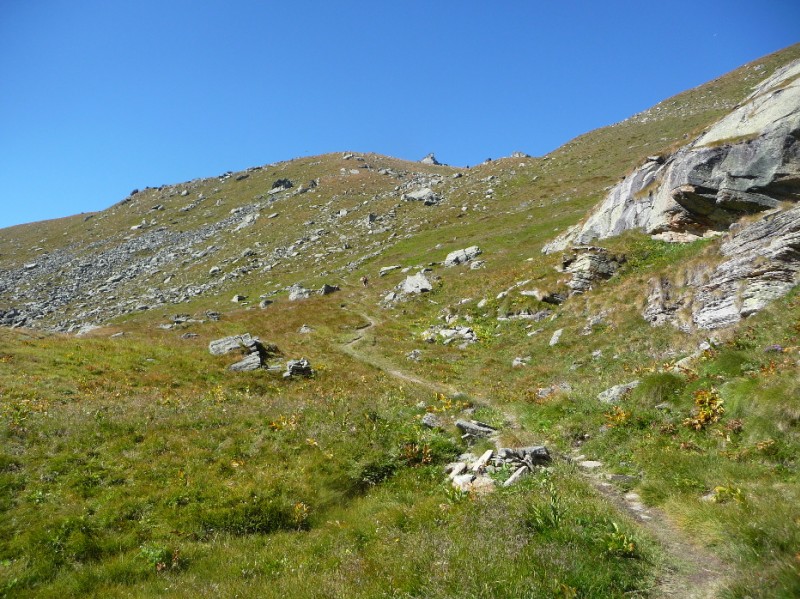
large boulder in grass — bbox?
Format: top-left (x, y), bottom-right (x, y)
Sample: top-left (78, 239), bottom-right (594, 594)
top-left (400, 273), bottom-right (433, 294)
top-left (209, 334), bottom-right (261, 356)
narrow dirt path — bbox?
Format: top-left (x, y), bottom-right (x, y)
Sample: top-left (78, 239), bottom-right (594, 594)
top-left (336, 309), bottom-right (729, 598)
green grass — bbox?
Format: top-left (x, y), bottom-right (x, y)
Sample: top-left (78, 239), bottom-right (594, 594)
top-left (1, 43), bottom-right (800, 597)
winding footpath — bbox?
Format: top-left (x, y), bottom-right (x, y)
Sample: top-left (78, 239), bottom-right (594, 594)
top-left (337, 309), bottom-right (728, 598)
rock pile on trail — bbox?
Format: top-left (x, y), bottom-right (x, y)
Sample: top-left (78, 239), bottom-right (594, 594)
top-left (445, 445), bottom-right (552, 494)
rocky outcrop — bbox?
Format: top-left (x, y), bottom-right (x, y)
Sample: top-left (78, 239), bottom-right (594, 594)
top-left (561, 246), bottom-right (625, 294)
top-left (691, 204), bottom-right (800, 328)
top-left (547, 60), bottom-right (800, 329)
top-left (639, 204), bottom-right (800, 330)
top-left (544, 59), bottom-right (800, 252)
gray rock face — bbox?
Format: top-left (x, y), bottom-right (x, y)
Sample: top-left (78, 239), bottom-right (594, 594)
top-left (420, 153), bottom-right (442, 166)
top-left (597, 380), bottom-right (640, 404)
top-left (444, 246), bottom-right (482, 267)
top-left (692, 204), bottom-right (800, 329)
top-left (400, 273), bottom-right (433, 294)
top-left (543, 59), bottom-right (800, 252)
top-left (562, 247), bottom-right (625, 294)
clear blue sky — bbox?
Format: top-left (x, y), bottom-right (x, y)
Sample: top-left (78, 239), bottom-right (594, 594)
top-left (1, 1), bottom-right (797, 229)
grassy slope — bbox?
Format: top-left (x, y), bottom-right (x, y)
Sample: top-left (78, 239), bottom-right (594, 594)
top-left (1, 44), bottom-right (799, 597)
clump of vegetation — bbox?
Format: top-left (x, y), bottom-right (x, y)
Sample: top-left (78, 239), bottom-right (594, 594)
top-left (683, 388), bottom-right (724, 430)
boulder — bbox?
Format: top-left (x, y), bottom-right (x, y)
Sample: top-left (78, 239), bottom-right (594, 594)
top-left (455, 419), bottom-right (497, 438)
top-left (402, 187), bottom-right (442, 205)
top-left (444, 246), bottom-right (482, 267)
top-left (597, 380), bottom-right (640, 404)
top-left (284, 358), bottom-right (313, 378)
top-left (562, 247), bottom-right (625, 294)
top-left (318, 283), bottom-right (340, 295)
top-left (400, 273), bottom-right (433, 294)
top-left (209, 334), bottom-right (261, 356)
top-left (288, 284), bottom-right (311, 301)
top-left (271, 178), bottom-right (293, 191)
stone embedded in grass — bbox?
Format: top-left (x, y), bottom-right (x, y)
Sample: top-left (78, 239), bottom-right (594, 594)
top-left (549, 328), bottom-right (563, 346)
top-left (208, 334), bottom-right (261, 356)
top-left (379, 265), bottom-right (401, 277)
top-left (579, 460), bottom-right (603, 469)
top-left (283, 358), bottom-right (313, 378)
top-left (597, 380), bottom-right (640, 404)
top-left (318, 283), bottom-right (340, 295)
top-left (471, 449), bottom-right (494, 472)
top-left (512, 356), bottom-right (531, 367)
top-left (288, 284), bottom-right (311, 301)
top-left (444, 246), bottom-right (482, 267)
top-left (503, 465), bottom-right (529, 487)
top-left (228, 353), bottom-right (263, 372)
top-left (455, 419), bottom-right (497, 438)
top-left (402, 187), bottom-right (441, 205)
top-left (421, 412), bottom-right (441, 429)
top-left (536, 382), bottom-right (572, 399)
top-left (400, 273), bottom-right (432, 294)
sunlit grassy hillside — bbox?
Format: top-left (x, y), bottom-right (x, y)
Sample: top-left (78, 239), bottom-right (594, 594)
top-left (1, 44), bottom-right (799, 598)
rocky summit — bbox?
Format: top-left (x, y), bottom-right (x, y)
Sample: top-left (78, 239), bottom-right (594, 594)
top-left (1, 44), bottom-right (799, 599)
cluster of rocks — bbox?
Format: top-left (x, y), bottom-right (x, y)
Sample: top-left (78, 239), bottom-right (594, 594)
top-left (445, 445), bottom-right (552, 494)
top-left (422, 325), bottom-right (478, 346)
top-left (0, 308), bottom-right (26, 328)
top-left (207, 333), bottom-right (313, 377)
